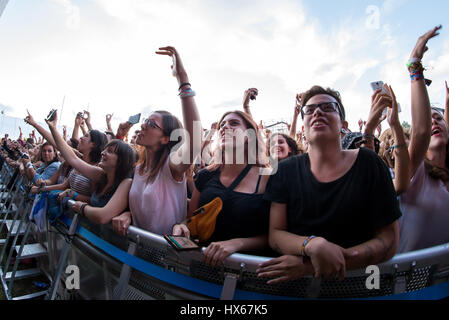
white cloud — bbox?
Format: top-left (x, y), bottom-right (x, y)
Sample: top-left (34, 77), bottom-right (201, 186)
top-left (51, 0), bottom-right (80, 30)
top-left (1, 0), bottom-right (448, 135)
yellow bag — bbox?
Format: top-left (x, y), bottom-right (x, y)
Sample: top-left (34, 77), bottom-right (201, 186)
top-left (187, 197), bottom-right (223, 243)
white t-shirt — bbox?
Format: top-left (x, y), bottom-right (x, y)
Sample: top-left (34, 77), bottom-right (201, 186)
top-left (129, 157), bottom-right (187, 235)
top-left (398, 162), bottom-right (449, 253)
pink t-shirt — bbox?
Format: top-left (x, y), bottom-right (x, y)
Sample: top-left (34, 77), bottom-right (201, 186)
top-left (398, 162), bottom-right (449, 253)
top-left (129, 157), bottom-right (187, 235)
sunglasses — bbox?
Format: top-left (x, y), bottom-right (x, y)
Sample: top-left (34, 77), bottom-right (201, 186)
top-left (143, 118), bottom-right (163, 131)
top-left (301, 102), bottom-right (341, 117)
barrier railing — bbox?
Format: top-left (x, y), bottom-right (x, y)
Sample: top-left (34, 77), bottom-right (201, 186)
top-left (0, 162), bottom-right (448, 300)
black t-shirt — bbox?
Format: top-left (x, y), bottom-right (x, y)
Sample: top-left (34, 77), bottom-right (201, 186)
top-left (264, 148), bottom-right (402, 248)
top-left (194, 167), bottom-right (271, 246)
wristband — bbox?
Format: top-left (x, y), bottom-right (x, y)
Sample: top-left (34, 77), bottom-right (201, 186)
top-left (300, 235), bottom-right (316, 257)
top-left (72, 192), bottom-right (78, 200)
top-left (178, 82), bottom-right (191, 91)
top-left (80, 203), bottom-right (88, 216)
top-left (390, 144), bottom-right (407, 150)
top-left (179, 87), bottom-right (196, 99)
top-left (26, 162), bottom-right (33, 169)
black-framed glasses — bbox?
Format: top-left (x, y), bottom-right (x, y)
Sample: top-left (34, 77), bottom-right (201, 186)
top-left (301, 102), bottom-right (341, 117)
top-left (143, 118), bottom-right (162, 131)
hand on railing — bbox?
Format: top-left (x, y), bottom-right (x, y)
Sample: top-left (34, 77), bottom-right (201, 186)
top-left (257, 255), bottom-right (314, 284)
top-left (112, 211), bottom-right (132, 237)
top-left (172, 223), bottom-right (190, 238)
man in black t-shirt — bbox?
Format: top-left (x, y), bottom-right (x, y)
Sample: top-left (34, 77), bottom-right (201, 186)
top-left (257, 86), bottom-right (401, 284)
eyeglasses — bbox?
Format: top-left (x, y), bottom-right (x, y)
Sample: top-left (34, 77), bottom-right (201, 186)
top-left (143, 118), bottom-right (162, 131)
top-left (301, 102), bottom-right (341, 117)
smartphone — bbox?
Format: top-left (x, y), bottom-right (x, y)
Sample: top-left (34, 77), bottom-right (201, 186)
top-left (370, 81), bottom-right (390, 116)
top-left (47, 109), bottom-right (57, 122)
top-left (128, 113), bottom-right (141, 125)
top-left (164, 235), bottom-right (200, 251)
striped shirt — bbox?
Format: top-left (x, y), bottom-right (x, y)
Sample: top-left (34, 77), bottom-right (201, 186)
top-left (68, 168), bottom-right (92, 196)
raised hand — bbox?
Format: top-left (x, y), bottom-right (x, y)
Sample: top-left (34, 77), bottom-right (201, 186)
top-left (106, 113), bottom-right (113, 123)
top-left (45, 110), bottom-right (58, 128)
top-left (365, 86), bottom-right (393, 134)
top-left (410, 25), bottom-right (442, 60)
top-left (156, 46), bottom-right (189, 85)
top-left (24, 110), bottom-right (37, 126)
top-left (243, 88), bottom-right (258, 107)
top-left (386, 85), bottom-right (400, 128)
top-left (83, 110), bottom-right (91, 123)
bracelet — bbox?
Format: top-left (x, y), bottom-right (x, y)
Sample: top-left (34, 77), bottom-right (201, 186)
top-left (26, 162), bottom-right (33, 169)
top-left (390, 143), bottom-right (407, 150)
top-left (300, 235), bottom-right (316, 257)
top-left (179, 87), bottom-right (196, 99)
top-left (72, 192), bottom-right (78, 200)
top-left (178, 82), bottom-right (191, 91)
top-left (80, 203), bottom-right (88, 216)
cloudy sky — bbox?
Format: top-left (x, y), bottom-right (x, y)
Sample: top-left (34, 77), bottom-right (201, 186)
top-left (1, 0), bottom-right (448, 135)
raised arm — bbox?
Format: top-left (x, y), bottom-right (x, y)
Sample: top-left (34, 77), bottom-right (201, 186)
top-left (71, 113), bottom-right (83, 141)
top-left (106, 114), bottom-right (113, 132)
top-left (84, 110), bottom-right (93, 131)
top-left (408, 26), bottom-right (441, 179)
top-left (156, 46), bottom-right (202, 178)
top-left (45, 111), bottom-right (104, 183)
top-left (386, 85), bottom-right (410, 195)
top-left (363, 89), bottom-right (392, 151)
top-left (289, 94), bottom-right (301, 139)
top-left (24, 110), bottom-right (57, 149)
top-left (242, 88), bottom-right (258, 119)
top-left (444, 81), bottom-right (449, 127)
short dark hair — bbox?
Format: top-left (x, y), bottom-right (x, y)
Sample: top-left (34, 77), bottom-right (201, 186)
top-left (300, 85), bottom-right (346, 121)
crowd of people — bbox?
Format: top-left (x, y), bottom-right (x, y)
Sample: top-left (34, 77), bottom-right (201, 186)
top-left (1, 26), bottom-right (448, 284)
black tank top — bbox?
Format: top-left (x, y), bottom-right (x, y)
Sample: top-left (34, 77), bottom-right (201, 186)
top-left (194, 165), bottom-right (271, 246)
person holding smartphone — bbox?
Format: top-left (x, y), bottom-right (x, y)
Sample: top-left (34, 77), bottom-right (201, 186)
top-left (112, 46), bottom-right (202, 237)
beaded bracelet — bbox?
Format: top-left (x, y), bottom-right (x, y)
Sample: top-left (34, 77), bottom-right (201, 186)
top-left (390, 144), bottom-right (407, 150)
top-left (300, 235), bottom-right (316, 257)
top-left (407, 60), bottom-right (425, 82)
top-left (179, 87), bottom-right (196, 99)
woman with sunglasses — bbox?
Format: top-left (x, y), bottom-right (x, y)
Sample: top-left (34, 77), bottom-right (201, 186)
top-left (172, 109), bottom-right (273, 267)
top-left (112, 46), bottom-right (202, 237)
top-left (44, 111), bottom-right (136, 224)
top-left (258, 85), bottom-right (401, 283)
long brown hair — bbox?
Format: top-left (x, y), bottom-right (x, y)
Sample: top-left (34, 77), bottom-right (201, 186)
top-left (208, 110), bottom-right (268, 171)
top-left (137, 111), bottom-right (183, 182)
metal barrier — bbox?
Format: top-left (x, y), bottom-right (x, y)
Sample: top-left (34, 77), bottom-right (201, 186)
top-left (0, 162), bottom-right (449, 300)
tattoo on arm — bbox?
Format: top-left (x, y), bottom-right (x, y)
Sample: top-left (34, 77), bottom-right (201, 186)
top-left (273, 243), bottom-right (283, 255)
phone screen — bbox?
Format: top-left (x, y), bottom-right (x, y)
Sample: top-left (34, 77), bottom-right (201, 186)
top-left (128, 113), bottom-right (141, 125)
top-left (164, 235), bottom-right (199, 250)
